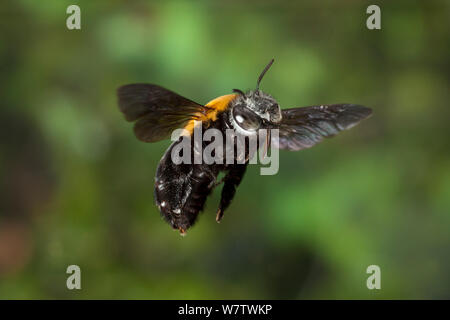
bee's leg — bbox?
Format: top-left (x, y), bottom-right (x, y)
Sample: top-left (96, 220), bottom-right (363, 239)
top-left (214, 175), bottom-right (226, 187)
top-left (216, 164), bottom-right (248, 222)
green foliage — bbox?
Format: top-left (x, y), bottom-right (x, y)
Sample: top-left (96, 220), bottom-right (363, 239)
top-left (0, 0), bottom-right (449, 299)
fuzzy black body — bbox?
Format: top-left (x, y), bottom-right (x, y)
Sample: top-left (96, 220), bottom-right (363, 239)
top-left (154, 110), bottom-right (249, 233)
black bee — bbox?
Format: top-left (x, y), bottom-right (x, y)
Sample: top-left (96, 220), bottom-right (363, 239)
top-left (117, 59), bottom-right (372, 234)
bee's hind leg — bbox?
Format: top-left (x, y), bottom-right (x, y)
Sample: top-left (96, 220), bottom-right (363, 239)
top-left (216, 164), bottom-right (248, 222)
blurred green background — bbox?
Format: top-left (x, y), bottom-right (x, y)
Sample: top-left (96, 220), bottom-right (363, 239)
top-left (0, 0), bottom-right (449, 299)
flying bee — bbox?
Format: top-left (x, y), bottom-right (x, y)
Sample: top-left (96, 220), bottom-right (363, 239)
top-left (117, 59), bottom-right (372, 235)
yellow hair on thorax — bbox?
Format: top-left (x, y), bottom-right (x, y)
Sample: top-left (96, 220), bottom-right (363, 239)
top-left (182, 93), bottom-right (237, 135)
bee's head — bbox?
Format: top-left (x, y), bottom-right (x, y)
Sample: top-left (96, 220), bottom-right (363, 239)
top-left (231, 59), bottom-right (282, 134)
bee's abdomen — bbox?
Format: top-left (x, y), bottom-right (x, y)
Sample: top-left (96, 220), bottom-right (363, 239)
top-left (154, 140), bottom-right (219, 232)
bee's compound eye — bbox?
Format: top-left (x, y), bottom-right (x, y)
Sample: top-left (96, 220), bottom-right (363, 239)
top-left (232, 106), bottom-right (261, 131)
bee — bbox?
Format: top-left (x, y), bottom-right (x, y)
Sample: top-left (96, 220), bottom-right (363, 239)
top-left (117, 59), bottom-right (372, 235)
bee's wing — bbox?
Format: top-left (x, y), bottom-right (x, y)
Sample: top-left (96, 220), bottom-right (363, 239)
top-left (271, 104), bottom-right (372, 151)
top-left (117, 84), bottom-right (207, 142)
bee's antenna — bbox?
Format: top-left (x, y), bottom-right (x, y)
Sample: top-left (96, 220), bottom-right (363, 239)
top-left (256, 58), bottom-right (274, 90)
top-left (232, 88), bottom-right (245, 95)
